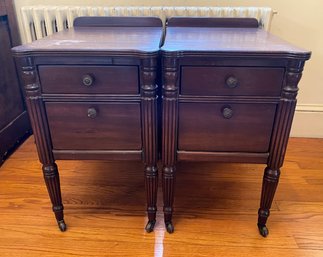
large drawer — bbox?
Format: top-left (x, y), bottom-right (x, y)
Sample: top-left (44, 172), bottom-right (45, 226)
top-left (45, 102), bottom-right (142, 150)
top-left (39, 65), bottom-right (139, 94)
top-left (181, 66), bottom-right (284, 96)
top-left (178, 102), bottom-right (276, 152)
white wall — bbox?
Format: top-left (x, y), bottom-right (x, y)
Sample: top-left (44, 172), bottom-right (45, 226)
top-left (13, 0), bottom-right (323, 137)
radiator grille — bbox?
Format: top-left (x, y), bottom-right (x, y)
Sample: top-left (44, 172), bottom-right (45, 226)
top-left (20, 6), bottom-right (274, 43)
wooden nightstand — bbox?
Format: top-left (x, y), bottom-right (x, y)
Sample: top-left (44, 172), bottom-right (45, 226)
top-left (12, 17), bottom-right (163, 232)
top-left (161, 17), bottom-right (311, 236)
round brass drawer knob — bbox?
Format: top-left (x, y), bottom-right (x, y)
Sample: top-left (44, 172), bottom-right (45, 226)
top-left (225, 76), bottom-right (238, 88)
top-left (222, 106), bottom-right (233, 119)
top-left (82, 74), bottom-right (94, 87)
top-left (87, 107), bottom-right (97, 119)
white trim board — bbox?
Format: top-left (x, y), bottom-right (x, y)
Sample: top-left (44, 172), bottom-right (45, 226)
top-left (291, 104), bottom-right (323, 138)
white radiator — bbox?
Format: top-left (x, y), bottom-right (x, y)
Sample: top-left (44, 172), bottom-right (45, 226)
top-left (20, 6), bottom-right (274, 43)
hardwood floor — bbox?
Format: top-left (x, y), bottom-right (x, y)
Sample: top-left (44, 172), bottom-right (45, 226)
top-left (0, 136), bottom-right (323, 256)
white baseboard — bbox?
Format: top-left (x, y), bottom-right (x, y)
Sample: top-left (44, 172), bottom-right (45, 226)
top-left (291, 104), bottom-right (323, 138)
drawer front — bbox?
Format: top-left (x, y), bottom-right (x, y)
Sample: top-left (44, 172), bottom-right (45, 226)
top-left (39, 65), bottom-right (138, 94)
top-left (46, 102), bottom-right (142, 150)
top-left (178, 103), bottom-right (276, 152)
top-left (181, 66), bottom-right (284, 96)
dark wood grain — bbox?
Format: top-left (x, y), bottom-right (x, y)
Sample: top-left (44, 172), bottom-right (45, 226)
top-left (53, 149), bottom-right (142, 161)
top-left (258, 59), bottom-right (307, 237)
top-left (161, 56), bottom-right (180, 233)
top-left (140, 58), bottom-right (159, 231)
top-left (4, 0), bottom-right (21, 46)
top-left (74, 16), bottom-right (163, 27)
top-left (0, 17), bottom-right (23, 128)
top-left (0, 1), bottom-right (5, 16)
top-left (178, 102), bottom-right (276, 152)
top-left (0, 5), bottom-right (30, 165)
top-left (46, 102), bottom-right (142, 150)
top-left (162, 22), bottom-right (311, 58)
top-left (39, 65), bottom-right (139, 94)
top-left (167, 17), bottom-right (259, 28)
top-left (14, 17), bottom-right (163, 231)
top-left (177, 151), bottom-right (269, 163)
top-left (12, 27), bottom-right (162, 54)
top-left (181, 66), bottom-right (284, 96)
top-left (0, 112), bottom-right (30, 164)
top-left (161, 17), bottom-right (311, 235)
top-left (19, 56), bottom-right (65, 230)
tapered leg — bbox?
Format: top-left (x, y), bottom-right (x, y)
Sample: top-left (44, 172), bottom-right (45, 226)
top-left (144, 165), bottom-right (158, 232)
top-left (257, 167), bottom-right (280, 237)
top-left (42, 163), bottom-right (66, 232)
top-left (161, 56), bottom-right (179, 233)
top-left (256, 59), bottom-right (306, 237)
top-left (19, 57), bottom-right (66, 231)
top-left (162, 166), bottom-right (176, 233)
top-left (140, 58), bottom-right (159, 232)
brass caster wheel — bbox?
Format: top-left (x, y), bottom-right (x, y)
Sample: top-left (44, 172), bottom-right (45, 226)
top-left (165, 222), bottom-right (174, 234)
top-left (58, 220), bottom-right (67, 232)
top-left (258, 224), bottom-right (269, 237)
top-left (145, 220), bottom-right (156, 233)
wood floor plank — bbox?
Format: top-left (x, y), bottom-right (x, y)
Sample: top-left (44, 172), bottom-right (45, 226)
top-left (0, 136), bottom-right (323, 256)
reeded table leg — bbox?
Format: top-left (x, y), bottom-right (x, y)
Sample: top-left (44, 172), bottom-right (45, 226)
top-left (140, 58), bottom-right (159, 232)
top-left (19, 56), bottom-right (66, 231)
top-left (256, 60), bottom-right (305, 237)
top-left (258, 167), bottom-right (280, 237)
top-left (161, 56), bottom-right (179, 233)
top-left (162, 166), bottom-right (176, 233)
top-left (144, 165), bottom-right (158, 232)
top-left (43, 163), bottom-right (66, 232)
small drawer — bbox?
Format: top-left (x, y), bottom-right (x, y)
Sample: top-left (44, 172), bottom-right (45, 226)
top-left (181, 66), bottom-right (284, 96)
top-left (39, 65), bottom-right (138, 94)
top-left (178, 102), bottom-right (276, 152)
top-left (45, 102), bottom-right (142, 150)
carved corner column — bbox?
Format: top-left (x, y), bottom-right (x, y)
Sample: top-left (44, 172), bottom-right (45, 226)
top-left (161, 55), bottom-right (179, 233)
top-left (140, 57), bottom-right (159, 232)
top-left (258, 59), bottom-right (305, 237)
top-left (19, 56), bottom-right (66, 231)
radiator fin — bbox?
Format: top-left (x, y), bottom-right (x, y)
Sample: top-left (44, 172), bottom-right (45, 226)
top-left (20, 6), bottom-right (274, 43)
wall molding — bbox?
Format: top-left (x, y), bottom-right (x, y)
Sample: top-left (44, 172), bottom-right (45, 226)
top-left (291, 104), bottom-right (323, 138)
top-left (296, 104), bottom-right (323, 113)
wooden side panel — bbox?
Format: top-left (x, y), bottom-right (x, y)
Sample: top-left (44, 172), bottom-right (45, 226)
top-left (0, 16), bottom-right (24, 130)
top-left (4, 0), bottom-right (21, 46)
top-left (0, 8), bottom-right (30, 164)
